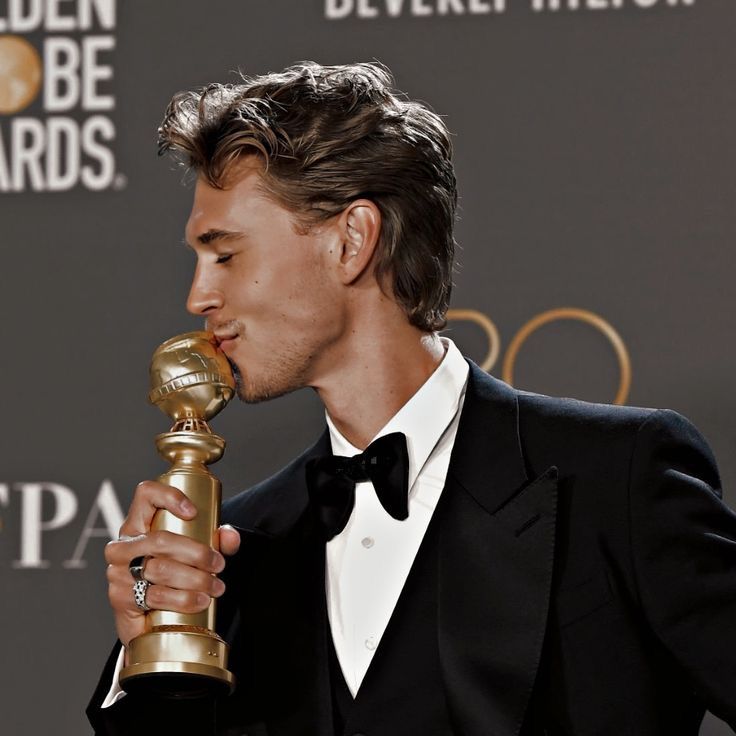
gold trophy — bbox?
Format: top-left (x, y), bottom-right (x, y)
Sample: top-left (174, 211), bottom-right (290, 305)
top-left (120, 331), bottom-right (236, 697)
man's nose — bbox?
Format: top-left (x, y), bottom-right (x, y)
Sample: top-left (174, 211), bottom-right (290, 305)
top-left (186, 264), bottom-right (223, 315)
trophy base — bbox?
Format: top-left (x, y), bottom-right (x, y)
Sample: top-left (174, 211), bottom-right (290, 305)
top-left (119, 665), bottom-right (234, 699)
top-left (120, 629), bottom-right (235, 699)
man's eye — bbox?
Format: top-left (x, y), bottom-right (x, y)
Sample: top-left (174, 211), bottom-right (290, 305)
top-left (216, 254), bottom-right (232, 264)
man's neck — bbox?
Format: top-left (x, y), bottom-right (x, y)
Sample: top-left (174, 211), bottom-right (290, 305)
top-left (314, 327), bottom-right (445, 450)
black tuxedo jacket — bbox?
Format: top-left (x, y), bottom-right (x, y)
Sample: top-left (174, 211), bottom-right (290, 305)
top-left (88, 363), bottom-right (736, 735)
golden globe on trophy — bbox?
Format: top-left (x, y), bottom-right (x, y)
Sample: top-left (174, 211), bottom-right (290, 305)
top-left (119, 331), bottom-right (236, 697)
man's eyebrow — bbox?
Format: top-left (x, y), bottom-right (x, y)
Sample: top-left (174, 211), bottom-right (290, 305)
top-left (183, 229), bottom-right (246, 247)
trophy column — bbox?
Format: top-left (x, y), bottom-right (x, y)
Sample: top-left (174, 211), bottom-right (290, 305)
top-left (119, 332), bottom-right (236, 698)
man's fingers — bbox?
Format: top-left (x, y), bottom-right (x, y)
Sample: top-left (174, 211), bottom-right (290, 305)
top-left (108, 578), bottom-right (212, 616)
top-left (218, 524), bottom-right (241, 557)
top-left (145, 584), bottom-right (213, 613)
top-left (142, 557), bottom-right (226, 598)
top-left (105, 530), bottom-right (224, 573)
top-left (120, 480), bottom-right (197, 537)
top-left (106, 560), bottom-right (222, 609)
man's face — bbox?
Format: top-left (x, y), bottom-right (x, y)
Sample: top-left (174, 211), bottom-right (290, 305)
top-left (184, 158), bottom-right (346, 402)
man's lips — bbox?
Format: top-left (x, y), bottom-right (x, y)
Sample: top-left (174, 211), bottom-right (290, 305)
top-left (213, 329), bottom-right (240, 352)
top-left (216, 335), bottom-right (239, 352)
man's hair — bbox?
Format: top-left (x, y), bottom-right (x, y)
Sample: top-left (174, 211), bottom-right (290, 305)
top-left (159, 61), bottom-right (457, 331)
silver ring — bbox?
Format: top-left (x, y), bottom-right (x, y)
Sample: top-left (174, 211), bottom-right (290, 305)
top-left (133, 579), bottom-right (151, 612)
top-left (129, 555), bottom-right (148, 582)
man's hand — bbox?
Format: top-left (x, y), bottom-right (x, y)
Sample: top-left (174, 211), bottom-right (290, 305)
top-left (104, 480), bottom-right (241, 648)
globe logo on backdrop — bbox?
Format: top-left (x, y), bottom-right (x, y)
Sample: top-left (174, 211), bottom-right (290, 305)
top-left (0, 0), bottom-right (122, 192)
top-left (0, 35), bottom-right (42, 114)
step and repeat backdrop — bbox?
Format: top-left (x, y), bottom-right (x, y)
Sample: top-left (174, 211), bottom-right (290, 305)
top-left (1, 1), bottom-right (734, 733)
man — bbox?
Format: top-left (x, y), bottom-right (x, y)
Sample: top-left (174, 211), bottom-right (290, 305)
top-left (88, 62), bottom-right (736, 735)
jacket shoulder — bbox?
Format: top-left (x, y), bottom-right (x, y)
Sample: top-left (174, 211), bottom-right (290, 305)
top-left (511, 385), bottom-right (712, 482)
top-left (516, 388), bottom-right (656, 434)
top-left (512, 387), bottom-right (658, 475)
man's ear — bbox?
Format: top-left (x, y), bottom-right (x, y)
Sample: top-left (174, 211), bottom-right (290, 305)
top-left (336, 199), bottom-right (381, 285)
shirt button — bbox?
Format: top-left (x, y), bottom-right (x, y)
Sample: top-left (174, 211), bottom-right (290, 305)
top-left (364, 636), bottom-right (377, 651)
top-left (361, 537), bottom-right (374, 548)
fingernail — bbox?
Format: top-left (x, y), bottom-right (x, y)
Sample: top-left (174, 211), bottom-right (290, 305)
top-left (180, 499), bottom-right (196, 516)
top-left (211, 551), bottom-right (225, 572)
top-left (196, 592), bottom-right (210, 608)
top-left (212, 579), bottom-right (226, 597)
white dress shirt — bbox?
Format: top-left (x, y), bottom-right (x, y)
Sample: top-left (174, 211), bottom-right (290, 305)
top-left (103, 337), bottom-right (469, 707)
top-left (325, 337), bottom-right (468, 696)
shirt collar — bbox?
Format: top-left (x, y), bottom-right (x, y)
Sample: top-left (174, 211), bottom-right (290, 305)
top-left (325, 337), bottom-right (470, 492)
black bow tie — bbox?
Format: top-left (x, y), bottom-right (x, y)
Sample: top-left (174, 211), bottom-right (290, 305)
top-left (306, 432), bottom-right (410, 541)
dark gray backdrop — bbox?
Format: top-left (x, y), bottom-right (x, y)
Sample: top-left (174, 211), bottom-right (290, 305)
top-left (1, 1), bottom-right (734, 733)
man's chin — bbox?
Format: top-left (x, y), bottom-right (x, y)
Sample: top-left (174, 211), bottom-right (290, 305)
top-left (236, 383), bottom-right (297, 404)
top-left (229, 359), bottom-right (298, 404)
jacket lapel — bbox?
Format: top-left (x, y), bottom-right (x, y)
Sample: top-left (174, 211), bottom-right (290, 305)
top-left (438, 363), bottom-right (558, 736)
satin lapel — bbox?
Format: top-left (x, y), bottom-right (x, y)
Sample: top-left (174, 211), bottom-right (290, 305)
top-left (438, 364), bottom-right (558, 736)
top-left (224, 430), bottom-right (334, 736)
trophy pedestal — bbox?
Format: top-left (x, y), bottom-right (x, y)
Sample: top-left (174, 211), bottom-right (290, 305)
top-left (120, 628), bottom-right (234, 698)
